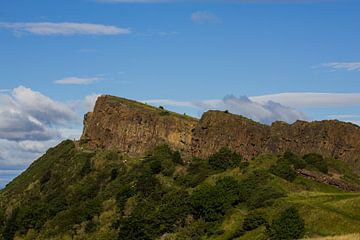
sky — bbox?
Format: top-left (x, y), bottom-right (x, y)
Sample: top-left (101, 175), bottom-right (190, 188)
top-left (1, 0), bottom-right (360, 187)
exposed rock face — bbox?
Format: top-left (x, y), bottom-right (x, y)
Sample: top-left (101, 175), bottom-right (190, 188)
top-left (81, 95), bottom-right (197, 155)
top-left (190, 111), bottom-right (270, 160)
top-left (81, 95), bottom-right (360, 172)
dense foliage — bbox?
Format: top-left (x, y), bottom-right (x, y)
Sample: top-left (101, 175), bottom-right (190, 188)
top-left (271, 151), bottom-right (329, 182)
top-left (0, 141), bottom-right (357, 240)
top-left (208, 147), bottom-right (243, 170)
top-left (303, 153), bottom-right (328, 174)
top-left (267, 206), bottom-right (305, 240)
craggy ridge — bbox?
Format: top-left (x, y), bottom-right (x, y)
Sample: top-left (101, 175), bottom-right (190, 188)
top-left (81, 95), bottom-right (360, 172)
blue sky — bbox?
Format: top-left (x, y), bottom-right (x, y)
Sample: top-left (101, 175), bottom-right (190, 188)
top-left (1, 0), bottom-right (360, 187)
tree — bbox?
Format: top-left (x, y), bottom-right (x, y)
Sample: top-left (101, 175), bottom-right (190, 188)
top-left (303, 153), bottom-right (328, 174)
top-left (242, 212), bottom-right (267, 231)
top-left (267, 207), bottom-right (305, 240)
top-left (208, 147), bottom-right (243, 170)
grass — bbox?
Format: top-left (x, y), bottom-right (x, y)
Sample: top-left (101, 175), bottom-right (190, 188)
top-left (104, 95), bottom-right (198, 121)
top-left (304, 233), bottom-right (360, 240)
top-left (2, 145), bottom-right (360, 240)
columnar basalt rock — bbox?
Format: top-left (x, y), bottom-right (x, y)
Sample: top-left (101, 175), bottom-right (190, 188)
top-left (81, 95), bottom-right (198, 155)
top-left (81, 95), bottom-right (360, 172)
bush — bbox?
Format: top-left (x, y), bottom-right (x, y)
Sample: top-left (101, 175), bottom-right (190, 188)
top-left (105, 151), bottom-right (120, 161)
top-left (145, 145), bottom-right (180, 176)
top-left (246, 186), bottom-right (284, 209)
top-left (239, 171), bottom-right (285, 209)
top-left (303, 153), bottom-right (328, 174)
top-left (283, 151), bottom-right (306, 169)
top-left (267, 207), bottom-right (305, 240)
top-left (190, 177), bottom-right (240, 221)
top-left (270, 159), bottom-right (297, 182)
top-left (175, 157), bottom-right (214, 188)
top-left (243, 212), bottom-right (267, 231)
top-left (208, 147), bottom-right (243, 170)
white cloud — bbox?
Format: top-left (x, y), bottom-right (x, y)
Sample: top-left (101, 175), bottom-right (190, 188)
top-left (322, 62), bottom-right (360, 71)
top-left (191, 11), bottom-right (219, 24)
top-left (0, 86), bottom-right (80, 141)
top-left (97, 0), bottom-right (171, 2)
top-left (54, 76), bottom-right (103, 85)
top-left (144, 95), bottom-right (306, 124)
top-left (0, 87), bottom-right (102, 187)
top-left (0, 22), bottom-right (130, 36)
top-left (12, 86), bottom-right (79, 125)
top-left (250, 92), bottom-right (360, 108)
top-left (84, 93), bottom-right (101, 112)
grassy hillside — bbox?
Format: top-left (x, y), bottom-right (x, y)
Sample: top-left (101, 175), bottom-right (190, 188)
top-left (0, 141), bottom-right (359, 240)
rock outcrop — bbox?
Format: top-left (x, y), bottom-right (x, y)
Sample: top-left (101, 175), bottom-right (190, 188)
top-left (81, 95), bottom-right (360, 172)
top-left (81, 95), bottom-right (197, 155)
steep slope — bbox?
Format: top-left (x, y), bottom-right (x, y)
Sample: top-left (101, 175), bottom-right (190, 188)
top-left (0, 142), bottom-right (359, 240)
top-left (81, 96), bottom-right (360, 172)
top-left (1, 95), bottom-right (360, 240)
top-left (81, 95), bottom-right (197, 156)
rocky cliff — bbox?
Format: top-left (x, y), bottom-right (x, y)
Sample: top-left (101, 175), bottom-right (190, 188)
top-left (81, 95), bottom-right (197, 155)
top-left (81, 95), bottom-right (360, 172)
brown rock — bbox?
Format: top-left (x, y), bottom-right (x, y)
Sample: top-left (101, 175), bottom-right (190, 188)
top-left (81, 95), bottom-right (360, 173)
top-left (81, 95), bottom-right (197, 155)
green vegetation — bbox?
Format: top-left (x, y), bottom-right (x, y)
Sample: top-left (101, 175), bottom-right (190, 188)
top-left (0, 142), bottom-right (359, 240)
top-left (304, 153), bottom-right (328, 174)
top-left (267, 206), bottom-right (305, 239)
top-left (208, 147), bottom-right (243, 170)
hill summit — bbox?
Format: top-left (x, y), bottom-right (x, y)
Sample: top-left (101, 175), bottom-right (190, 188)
top-left (1, 94), bottom-right (360, 240)
top-left (81, 95), bottom-right (360, 172)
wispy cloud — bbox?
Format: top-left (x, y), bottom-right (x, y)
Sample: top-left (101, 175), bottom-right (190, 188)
top-left (54, 76), bottom-right (103, 85)
top-left (144, 95), bottom-right (306, 124)
top-left (144, 92), bottom-right (360, 123)
top-left (322, 62), bottom-right (360, 71)
top-left (191, 11), bottom-right (220, 24)
top-left (251, 92), bottom-right (360, 108)
top-left (0, 22), bottom-right (130, 36)
top-left (97, 0), bottom-right (171, 2)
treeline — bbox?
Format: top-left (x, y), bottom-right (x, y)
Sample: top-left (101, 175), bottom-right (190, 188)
top-left (0, 142), bottom-right (312, 240)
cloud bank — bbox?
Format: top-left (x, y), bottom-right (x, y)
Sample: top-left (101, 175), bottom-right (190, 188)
top-left (54, 76), bottom-right (103, 85)
top-left (145, 95), bottom-right (307, 124)
top-left (0, 22), bottom-right (130, 36)
top-left (250, 92), bottom-right (360, 108)
top-left (0, 86), bottom-right (100, 187)
top-left (322, 62), bottom-right (360, 72)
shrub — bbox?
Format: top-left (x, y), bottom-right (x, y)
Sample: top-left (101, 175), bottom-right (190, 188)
top-left (303, 153), bottom-right (328, 174)
top-left (160, 111), bottom-right (170, 116)
top-left (283, 151), bottom-right (306, 169)
top-left (243, 212), bottom-right (267, 231)
top-left (267, 207), bottom-right (305, 240)
top-left (105, 151), bottom-right (120, 161)
top-left (208, 147), bottom-right (243, 170)
top-left (136, 173), bottom-right (159, 197)
top-left (190, 177), bottom-right (240, 221)
top-left (270, 160), bottom-right (297, 182)
top-left (110, 168), bottom-right (118, 181)
top-left (238, 170), bottom-right (285, 209)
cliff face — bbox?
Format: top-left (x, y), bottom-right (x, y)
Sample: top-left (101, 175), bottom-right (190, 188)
top-left (81, 95), bottom-right (360, 172)
top-left (81, 95), bottom-right (197, 155)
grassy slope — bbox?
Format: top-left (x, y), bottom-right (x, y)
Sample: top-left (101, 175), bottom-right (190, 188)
top-left (203, 156), bottom-right (360, 240)
top-left (105, 95), bottom-right (198, 122)
top-left (0, 142), bottom-right (359, 240)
